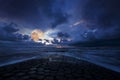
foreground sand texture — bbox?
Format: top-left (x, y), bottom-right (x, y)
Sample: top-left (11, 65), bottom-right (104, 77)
top-left (0, 55), bottom-right (120, 80)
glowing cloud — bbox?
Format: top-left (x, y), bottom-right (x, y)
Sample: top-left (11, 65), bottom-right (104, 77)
top-left (31, 29), bottom-right (44, 42)
top-left (71, 20), bottom-right (85, 27)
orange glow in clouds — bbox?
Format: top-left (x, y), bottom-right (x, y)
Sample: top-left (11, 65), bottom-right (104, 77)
top-left (31, 29), bottom-right (44, 42)
top-left (31, 29), bottom-right (54, 45)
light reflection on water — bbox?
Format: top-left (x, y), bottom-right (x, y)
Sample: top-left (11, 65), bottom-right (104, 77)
top-left (0, 50), bottom-right (120, 73)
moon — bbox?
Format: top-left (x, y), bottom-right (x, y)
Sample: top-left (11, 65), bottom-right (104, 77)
top-left (31, 29), bottom-right (44, 42)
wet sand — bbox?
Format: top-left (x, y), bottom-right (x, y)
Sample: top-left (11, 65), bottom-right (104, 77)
top-left (0, 55), bottom-right (120, 80)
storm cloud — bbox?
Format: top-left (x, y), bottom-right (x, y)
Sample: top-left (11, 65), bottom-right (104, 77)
top-left (0, 23), bottom-right (30, 41)
top-left (80, 0), bottom-right (120, 39)
top-left (0, 0), bottom-right (120, 42)
top-left (0, 0), bottom-right (69, 29)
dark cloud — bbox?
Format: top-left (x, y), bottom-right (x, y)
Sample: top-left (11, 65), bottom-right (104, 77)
top-left (0, 0), bottom-right (69, 29)
top-left (79, 0), bottom-right (120, 40)
top-left (81, 0), bottom-right (120, 27)
top-left (3, 23), bottom-right (19, 33)
top-left (57, 32), bottom-right (70, 39)
top-left (0, 23), bottom-right (30, 41)
top-left (15, 33), bottom-right (30, 41)
top-left (0, 0), bottom-right (52, 18)
top-left (52, 13), bottom-right (69, 28)
top-left (0, 0), bottom-right (120, 42)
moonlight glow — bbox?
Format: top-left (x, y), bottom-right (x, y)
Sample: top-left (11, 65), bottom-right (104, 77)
top-left (31, 29), bottom-right (54, 45)
top-left (31, 29), bottom-right (44, 42)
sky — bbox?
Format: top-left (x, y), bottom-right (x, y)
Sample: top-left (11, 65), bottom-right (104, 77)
top-left (0, 0), bottom-right (120, 43)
